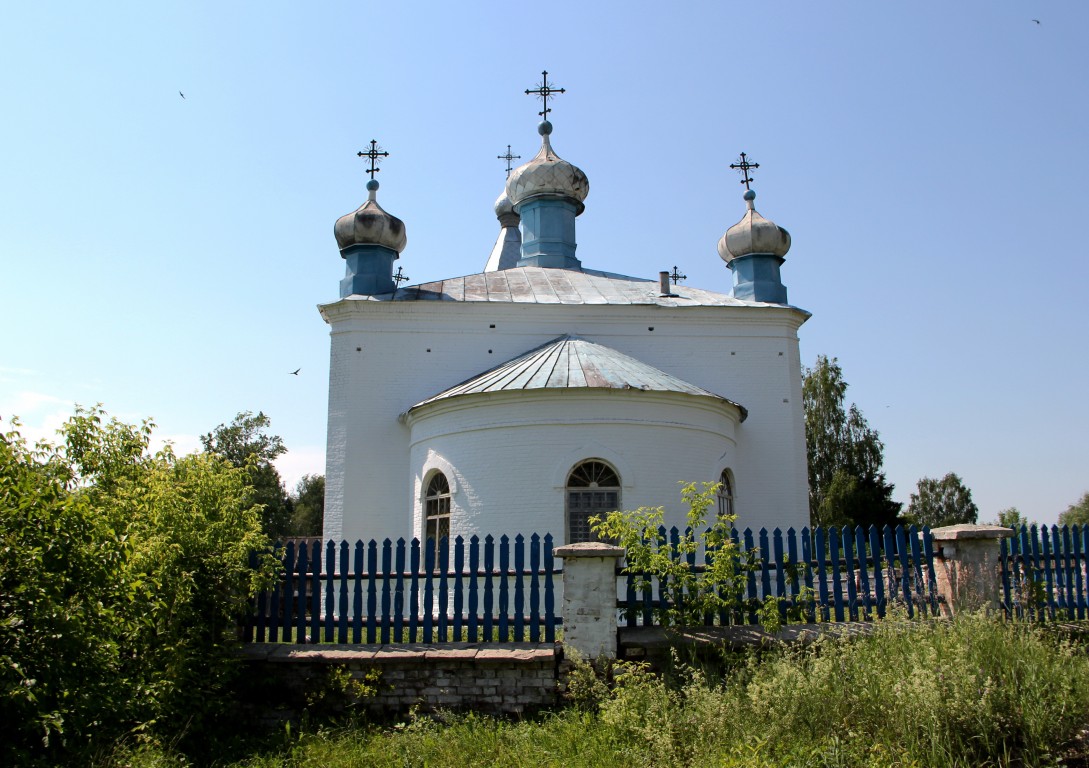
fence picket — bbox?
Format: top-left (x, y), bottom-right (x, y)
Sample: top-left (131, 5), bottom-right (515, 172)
top-left (815, 527), bottom-right (829, 623)
top-left (337, 541), bottom-right (349, 643)
top-left (514, 534), bottom-right (526, 640)
top-left (423, 539), bottom-right (435, 642)
top-left (759, 529), bottom-right (772, 621)
top-left (366, 540), bottom-right (378, 643)
top-left (1076, 526), bottom-right (1086, 620)
top-left (295, 543), bottom-right (308, 643)
top-left (468, 536), bottom-right (480, 642)
top-left (842, 527), bottom-right (858, 622)
top-left (744, 528), bottom-right (758, 625)
top-left (498, 535), bottom-right (509, 642)
top-left (1062, 526), bottom-right (1075, 619)
top-left (1042, 526), bottom-right (1055, 620)
top-left (854, 526), bottom-right (871, 620)
top-left (437, 537), bottom-right (450, 641)
top-left (409, 538), bottom-right (421, 641)
top-left (829, 528), bottom-right (844, 622)
top-left (483, 535), bottom-right (495, 640)
top-left (453, 536), bottom-right (464, 642)
top-left (908, 525), bottom-right (925, 613)
top-left (801, 527), bottom-right (815, 623)
top-left (352, 541), bottom-right (364, 643)
top-left (380, 539), bottom-right (391, 644)
top-left (530, 534), bottom-right (541, 642)
top-left (773, 528), bottom-right (787, 624)
top-left (394, 539), bottom-right (406, 643)
top-left (544, 534), bottom-right (556, 642)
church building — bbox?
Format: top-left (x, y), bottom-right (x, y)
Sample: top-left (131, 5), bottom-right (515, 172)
top-left (320, 75), bottom-right (810, 547)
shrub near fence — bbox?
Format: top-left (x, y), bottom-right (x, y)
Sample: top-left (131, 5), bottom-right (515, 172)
top-left (619, 524), bottom-right (942, 627)
top-left (1002, 524), bottom-right (1089, 620)
top-left (245, 534), bottom-right (560, 645)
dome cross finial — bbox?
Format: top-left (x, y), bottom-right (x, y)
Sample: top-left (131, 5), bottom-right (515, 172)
top-left (729, 152), bottom-right (760, 190)
top-left (498, 144), bottom-right (521, 178)
top-left (525, 70), bottom-right (566, 120)
top-left (357, 139), bottom-right (390, 180)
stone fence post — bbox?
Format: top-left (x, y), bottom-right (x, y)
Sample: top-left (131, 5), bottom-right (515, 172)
top-left (553, 542), bottom-right (625, 659)
top-left (930, 524), bottom-right (1014, 615)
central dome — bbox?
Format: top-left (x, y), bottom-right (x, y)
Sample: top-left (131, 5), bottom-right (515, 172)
top-left (505, 121), bottom-right (589, 213)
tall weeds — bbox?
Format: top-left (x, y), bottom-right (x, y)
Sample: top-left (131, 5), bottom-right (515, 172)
top-left (105, 614), bottom-right (1089, 768)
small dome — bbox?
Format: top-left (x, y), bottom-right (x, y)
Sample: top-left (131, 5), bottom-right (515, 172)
top-left (334, 180), bottom-right (407, 254)
top-left (717, 190), bottom-right (790, 264)
top-left (506, 121), bottom-right (589, 213)
top-left (496, 189), bottom-right (516, 220)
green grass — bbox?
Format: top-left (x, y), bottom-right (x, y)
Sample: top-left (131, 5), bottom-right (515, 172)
top-left (104, 614), bottom-right (1089, 768)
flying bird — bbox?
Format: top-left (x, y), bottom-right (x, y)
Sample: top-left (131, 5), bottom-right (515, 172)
top-left (179, 90), bottom-right (185, 99)
top-left (1032, 19), bottom-right (1040, 24)
top-left (290, 368), bottom-right (301, 375)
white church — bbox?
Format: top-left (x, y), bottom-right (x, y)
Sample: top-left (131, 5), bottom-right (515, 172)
top-left (320, 79), bottom-right (810, 548)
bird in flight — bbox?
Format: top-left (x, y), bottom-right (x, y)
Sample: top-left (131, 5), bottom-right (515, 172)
top-left (289, 368), bottom-right (301, 375)
top-left (179, 90), bottom-right (186, 99)
top-left (1032, 19), bottom-right (1041, 24)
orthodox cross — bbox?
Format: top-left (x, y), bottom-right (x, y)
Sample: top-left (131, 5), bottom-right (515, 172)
top-left (669, 266), bottom-right (687, 285)
top-left (498, 144), bottom-right (521, 178)
top-left (357, 140), bottom-right (389, 179)
top-left (525, 70), bottom-right (565, 119)
top-left (393, 266), bottom-right (410, 287)
top-left (729, 152), bottom-right (759, 190)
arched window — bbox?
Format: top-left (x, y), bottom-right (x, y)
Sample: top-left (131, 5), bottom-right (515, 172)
top-left (566, 460), bottom-right (621, 544)
top-left (425, 472), bottom-right (451, 545)
top-left (717, 469), bottom-right (735, 519)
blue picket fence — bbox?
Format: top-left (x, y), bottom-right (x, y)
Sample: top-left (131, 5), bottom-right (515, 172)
top-left (1001, 524), bottom-right (1089, 620)
top-left (245, 533), bottom-right (560, 645)
top-left (619, 524), bottom-right (943, 626)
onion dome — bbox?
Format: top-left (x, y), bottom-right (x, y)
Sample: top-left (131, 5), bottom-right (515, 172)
top-left (494, 190), bottom-right (519, 227)
top-left (334, 180), bottom-right (407, 254)
top-left (505, 121), bottom-right (589, 214)
top-left (717, 190), bottom-right (790, 264)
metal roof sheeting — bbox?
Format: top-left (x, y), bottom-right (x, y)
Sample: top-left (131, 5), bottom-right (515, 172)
top-left (376, 267), bottom-right (761, 307)
top-left (408, 335), bottom-right (747, 419)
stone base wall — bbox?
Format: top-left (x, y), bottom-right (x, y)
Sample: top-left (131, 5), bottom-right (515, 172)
top-left (239, 642), bottom-right (560, 724)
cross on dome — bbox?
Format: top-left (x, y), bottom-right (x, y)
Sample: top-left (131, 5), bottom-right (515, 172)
top-left (729, 152), bottom-right (760, 190)
top-left (498, 144), bottom-right (521, 178)
top-left (525, 70), bottom-right (565, 120)
top-left (357, 140), bottom-right (390, 180)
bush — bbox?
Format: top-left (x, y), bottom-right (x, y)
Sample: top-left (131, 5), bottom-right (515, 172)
top-left (1, 408), bottom-right (273, 765)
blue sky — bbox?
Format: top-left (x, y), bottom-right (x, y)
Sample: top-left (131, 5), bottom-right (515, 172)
top-left (2, 1), bottom-right (1085, 525)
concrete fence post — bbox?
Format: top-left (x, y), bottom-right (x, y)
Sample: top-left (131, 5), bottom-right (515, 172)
top-left (930, 524), bottom-right (1014, 615)
top-left (553, 542), bottom-right (626, 659)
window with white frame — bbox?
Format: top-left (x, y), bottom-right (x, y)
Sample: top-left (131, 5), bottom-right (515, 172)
top-left (717, 469), bottom-right (735, 519)
top-left (566, 460), bottom-right (621, 544)
top-left (424, 472), bottom-right (451, 548)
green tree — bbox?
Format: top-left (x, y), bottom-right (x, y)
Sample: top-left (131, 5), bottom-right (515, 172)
top-left (906, 472), bottom-right (979, 528)
top-left (994, 507), bottom-right (1028, 530)
top-left (201, 410), bottom-right (293, 538)
top-left (289, 473), bottom-right (325, 536)
top-left (1, 407), bottom-right (272, 765)
top-left (803, 356), bottom-right (900, 528)
top-left (1059, 492), bottom-right (1089, 527)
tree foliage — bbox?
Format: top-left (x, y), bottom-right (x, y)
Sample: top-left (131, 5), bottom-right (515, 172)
top-left (1059, 492), bottom-right (1089, 528)
top-left (289, 473), bottom-right (325, 536)
top-left (1, 407), bottom-right (272, 765)
top-left (906, 472), bottom-right (979, 528)
top-left (803, 356), bottom-right (900, 528)
top-left (201, 410), bottom-right (293, 538)
top-left (994, 507), bottom-right (1029, 529)
top-left (590, 483), bottom-right (794, 631)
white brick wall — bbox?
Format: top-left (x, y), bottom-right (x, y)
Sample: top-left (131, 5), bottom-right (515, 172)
top-left (321, 299), bottom-right (809, 545)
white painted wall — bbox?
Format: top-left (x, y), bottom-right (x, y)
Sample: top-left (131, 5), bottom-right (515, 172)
top-left (321, 297), bottom-right (809, 545)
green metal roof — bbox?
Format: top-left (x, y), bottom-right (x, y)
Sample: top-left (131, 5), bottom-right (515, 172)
top-left (407, 335), bottom-right (747, 420)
